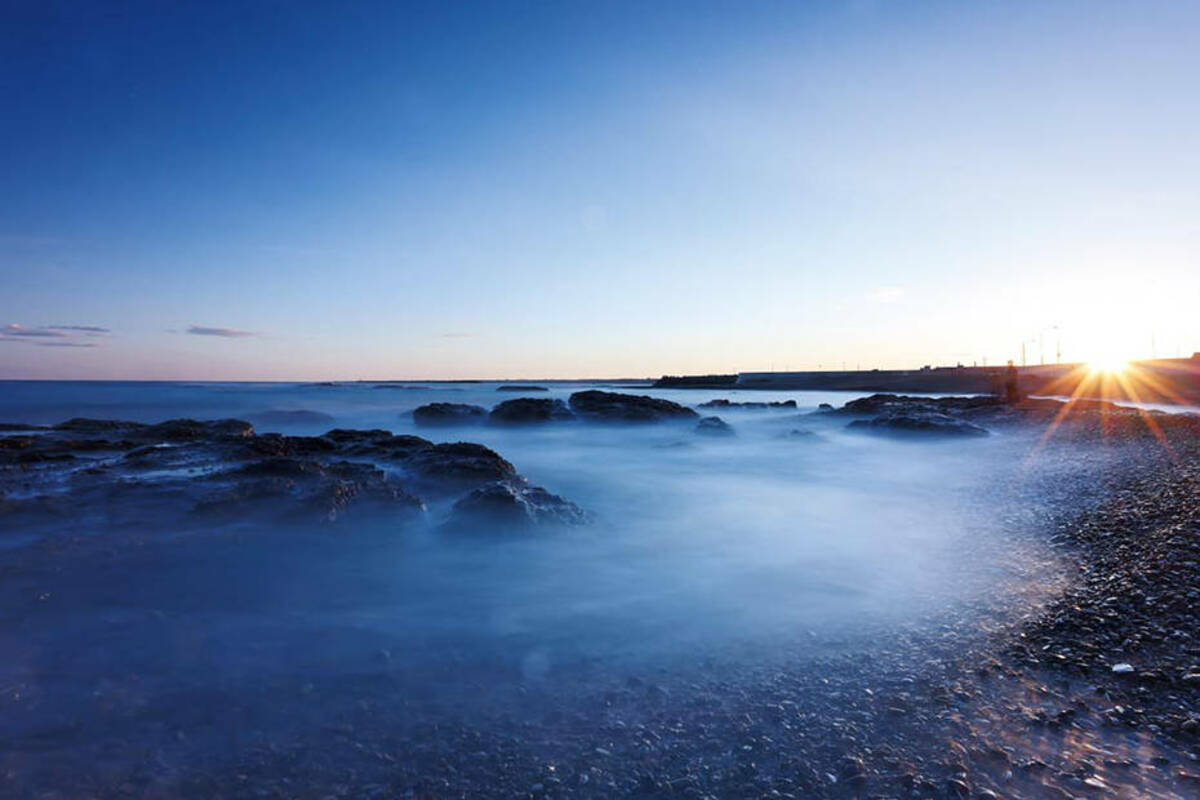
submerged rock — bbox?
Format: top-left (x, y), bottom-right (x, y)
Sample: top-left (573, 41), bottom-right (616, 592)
top-left (698, 399), bottom-right (797, 410)
top-left (568, 390), bottom-right (698, 422)
top-left (442, 481), bottom-right (592, 531)
top-left (412, 403), bottom-right (487, 426)
top-left (847, 412), bottom-right (990, 438)
top-left (490, 398), bottom-right (575, 424)
top-left (695, 416), bottom-right (735, 437)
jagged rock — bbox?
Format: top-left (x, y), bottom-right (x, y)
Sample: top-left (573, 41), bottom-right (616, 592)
top-left (568, 390), bottom-right (698, 422)
top-left (319, 429), bottom-right (433, 459)
top-left (847, 413), bottom-right (990, 438)
top-left (401, 442), bottom-right (517, 490)
top-left (490, 398), bottom-right (575, 424)
top-left (196, 458), bottom-right (423, 522)
top-left (839, 394), bottom-right (1003, 416)
top-left (140, 418), bottom-right (255, 441)
top-left (698, 399), bottom-right (797, 410)
top-left (442, 481), bottom-right (591, 531)
top-left (695, 416), bottom-right (735, 437)
top-left (411, 403), bottom-right (487, 426)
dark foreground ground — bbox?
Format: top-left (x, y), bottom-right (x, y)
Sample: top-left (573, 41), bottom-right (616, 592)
top-left (1, 396), bottom-right (1199, 799)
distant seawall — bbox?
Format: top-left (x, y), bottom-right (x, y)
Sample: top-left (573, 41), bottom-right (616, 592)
top-left (656, 356), bottom-right (1200, 405)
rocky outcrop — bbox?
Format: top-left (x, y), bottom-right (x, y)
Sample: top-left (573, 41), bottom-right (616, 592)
top-left (412, 403), bottom-right (487, 426)
top-left (489, 398), bottom-right (575, 424)
top-left (695, 416), bottom-right (735, 437)
top-left (838, 394), bottom-right (1004, 417)
top-left (196, 458), bottom-right (423, 522)
top-left (442, 481), bottom-right (592, 531)
top-left (847, 412), bottom-right (990, 438)
top-left (0, 418), bottom-right (592, 536)
top-left (698, 399), bottom-right (797, 410)
top-left (400, 442), bottom-right (518, 491)
top-left (568, 390), bottom-right (698, 422)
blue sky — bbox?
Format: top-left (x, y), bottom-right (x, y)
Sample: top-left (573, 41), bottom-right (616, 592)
top-left (3, 0), bottom-right (1198, 379)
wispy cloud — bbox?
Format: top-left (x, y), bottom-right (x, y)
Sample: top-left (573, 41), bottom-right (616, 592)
top-left (439, 332), bottom-right (479, 339)
top-left (1, 323), bottom-right (108, 347)
top-left (867, 286), bottom-right (906, 304)
top-left (187, 325), bottom-right (260, 338)
top-left (45, 324), bottom-right (110, 334)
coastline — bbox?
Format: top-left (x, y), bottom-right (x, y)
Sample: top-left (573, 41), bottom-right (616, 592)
top-left (1, 395), bottom-right (1198, 798)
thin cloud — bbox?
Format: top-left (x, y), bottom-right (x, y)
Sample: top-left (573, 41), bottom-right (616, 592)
top-left (45, 324), bottom-right (110, 334)
top-left (440, 332), bottom-right (479, 339)
top-left (1, 323), bottom-right (107, 347)
top-left (187, 325), bottom-right (260, 338)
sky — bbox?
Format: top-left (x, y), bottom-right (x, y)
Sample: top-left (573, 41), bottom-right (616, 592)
top-left (2, 0), bottom-right (1198, 380)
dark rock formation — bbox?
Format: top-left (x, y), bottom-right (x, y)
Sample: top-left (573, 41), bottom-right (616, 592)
top-left (0, 417), bottom-right (598, 536)
top-left (847, 413), bottom-right (990, 438)
top-left (412, 403), bottom-right (487, 426)
top-left (698, 399), bottom-right (797, 410)
top-left (401, 442), bottom-right (518, 491)
top-left (838, 394), bottom-right (1004, 417)
top-left (442, 481), bottom-right (592, 531)
top-left (568, 390), bottom-right (699, 422)
top-left (489, 398), bottom-right (575, 424)
top-left (196, 458), bottom-right (423, 522)
top-left (818, 403), bottom-right (834, 411)
top-left (695, 416), bottom-right (735, 437)
top-left (496, 385), bottom-right (549, 392)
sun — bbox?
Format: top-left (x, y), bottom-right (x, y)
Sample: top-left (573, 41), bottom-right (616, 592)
top-left (1086, 356), bottom-right (1130, 375)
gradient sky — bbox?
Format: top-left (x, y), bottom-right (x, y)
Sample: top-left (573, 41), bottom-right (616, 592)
top-left (3, 0), bottom-right (1198, 380)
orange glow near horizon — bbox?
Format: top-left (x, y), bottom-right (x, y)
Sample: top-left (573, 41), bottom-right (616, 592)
top-left (1025, 360), bottom-right (1184, 464)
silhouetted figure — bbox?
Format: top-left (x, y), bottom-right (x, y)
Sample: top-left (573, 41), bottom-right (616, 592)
top-left (1004, 360), bottom-right (1022, 405)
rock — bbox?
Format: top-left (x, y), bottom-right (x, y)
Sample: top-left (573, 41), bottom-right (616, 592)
top-left (54, 418), bottom-right (144, 434)
top-left (195, 458), bottom-right (423, 523)
top-left (568, 390), bottom-right (698, 422)
top-left (695, 416), bottom-right (735, 437)
top-left (496, 385), bottom-right (549, 392)
top-left (847, 412), bottom-right (990, 438)
top-left (781, 429), bottom-right (820, 441)
top-left (142, 418), bottom-right (256, 440)
top-left (411, 403), bottom-right (487, 426)
top-left (489, 398), bottom-right (575, 425)
top-left (442, 481), bottom-right (592, 531)
top-left (320, 429), bottom-right (433, 459)
top-left (698, 399), bottom-right (797, 410)
top-left (401, 442), bottom-right (518, 491)
top-left (1111, 663), bottom-right (1135, 674)
top-left (817, 403), bottom-right (834, 411)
